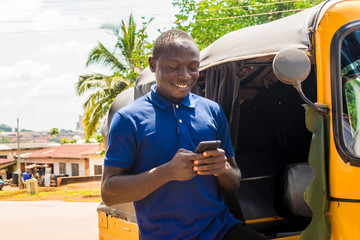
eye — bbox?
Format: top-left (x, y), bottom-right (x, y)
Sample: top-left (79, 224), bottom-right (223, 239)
top-left (190, 64), bottom-right (199, 71)
top-left (168, 65), bottom-right (177, 70)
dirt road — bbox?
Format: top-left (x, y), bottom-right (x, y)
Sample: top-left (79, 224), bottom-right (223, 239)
top-left (0, 201), bottom-right (99, 240)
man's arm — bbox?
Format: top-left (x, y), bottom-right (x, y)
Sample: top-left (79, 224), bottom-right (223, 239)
top-left (101, 149), bottom-right (203, 206)
top-left (193, 150), bottom-right (241, 193)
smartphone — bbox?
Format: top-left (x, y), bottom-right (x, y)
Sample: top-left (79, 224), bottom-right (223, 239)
top-left (194, 140), bottom-right (221, 153)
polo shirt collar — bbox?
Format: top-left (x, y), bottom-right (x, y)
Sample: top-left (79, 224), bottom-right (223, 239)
top-left (148, 84), bottom-right (195, 109)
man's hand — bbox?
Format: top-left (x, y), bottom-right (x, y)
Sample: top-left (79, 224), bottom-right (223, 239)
top-left (164, 148), bottom-right (202, 181)
top-left (192, 149), bottom-right (229, 176)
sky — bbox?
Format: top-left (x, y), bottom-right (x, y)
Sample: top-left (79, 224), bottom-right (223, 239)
top-left (0, 0), bottom-right (178, 131)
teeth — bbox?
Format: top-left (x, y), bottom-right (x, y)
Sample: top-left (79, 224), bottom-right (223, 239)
top-left (175, 84), bottom-right (189, 88)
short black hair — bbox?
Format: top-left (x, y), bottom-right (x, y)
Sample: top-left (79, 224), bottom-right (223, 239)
top-left (152, 29), bottom-right (197, 59)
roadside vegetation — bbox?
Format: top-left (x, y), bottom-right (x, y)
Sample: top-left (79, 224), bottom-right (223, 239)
top-left (0, 181), bottom-right (101, 202)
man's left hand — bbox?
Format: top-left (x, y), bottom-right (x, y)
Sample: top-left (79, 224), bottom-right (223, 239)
top-left (193, 149), bottom-right (230, 176)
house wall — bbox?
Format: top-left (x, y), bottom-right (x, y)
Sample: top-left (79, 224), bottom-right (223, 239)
top-left (89, 155), bottom-right (104, 176)
top-left (23, 158), bottom-right (87, 177)
top-left (52, 159), bottom-right (87, 176)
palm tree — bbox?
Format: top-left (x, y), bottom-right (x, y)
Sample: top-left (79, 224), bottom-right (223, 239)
top-left (77, 13), bottom-right (153, 138)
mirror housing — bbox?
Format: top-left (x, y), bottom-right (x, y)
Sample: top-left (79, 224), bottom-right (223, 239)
top-left (273, 48), bottom-right (329, 116)
top-left (273, 48), bottom-right (311, 87)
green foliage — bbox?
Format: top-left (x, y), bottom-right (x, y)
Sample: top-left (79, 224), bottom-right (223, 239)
top-left (50, 128), bottom-right (59, 137)
top-left (20, 129), bottom-right (33, 132)
top-left (60, 138), bottom-right (76, 144)
top-left (0, 124), bottom-right (12, 132)
top-left (94, 133), bottom-right (103, 144)
top-left (49, 137), bottom-right (60, 143)
top-left (345, 80), bottom-right (360, 131)
top-left (78, 13), bottom-right (153, 139)
top-left (173, 0), bottom-right (322, 50)
top-left (0, 135), bottom-right (11, 143)
top-left (60, 129), bottom-right (74, 133)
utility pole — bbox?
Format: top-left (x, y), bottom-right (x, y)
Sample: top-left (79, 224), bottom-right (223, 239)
top-left (17, 118), bottom-right (21, 189)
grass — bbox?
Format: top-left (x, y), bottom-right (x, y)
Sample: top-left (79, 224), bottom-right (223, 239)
top-left (0, 181), bottom-right (101, 202)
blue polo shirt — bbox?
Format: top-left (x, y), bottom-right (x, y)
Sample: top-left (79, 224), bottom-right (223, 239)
top-left (105, 85), bottom-right (239, 240)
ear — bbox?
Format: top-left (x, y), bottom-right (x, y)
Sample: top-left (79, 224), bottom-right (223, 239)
top-left (148, 57), bottom-right (156, 73)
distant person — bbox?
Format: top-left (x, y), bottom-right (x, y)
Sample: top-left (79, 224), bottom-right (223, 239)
top-left (101, 29), bottom-right (267, 240)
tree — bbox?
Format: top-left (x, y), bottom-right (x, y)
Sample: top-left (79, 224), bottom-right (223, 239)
top-left (50, 128), bottom-right (59, 137)
top-left (20, 129), bottom-right (33, 132)
top-left (173, 0), bottom-right (323, 50)
top-left (0, 123), bottom-right (12, 132)
top-left (77, 13), bottom-right (153, 139)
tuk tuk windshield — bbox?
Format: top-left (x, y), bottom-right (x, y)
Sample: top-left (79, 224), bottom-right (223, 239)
top-left (341, 29), bottom-right (360, 156)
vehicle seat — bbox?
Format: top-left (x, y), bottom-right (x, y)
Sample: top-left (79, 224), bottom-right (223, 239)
top-left (234, 159), bottom-right (314, 237)
top-left (276, 163), bottom-right (314, 221)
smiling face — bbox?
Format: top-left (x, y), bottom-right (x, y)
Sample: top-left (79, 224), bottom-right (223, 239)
top-left (149, 38), bottom-right (200, 103)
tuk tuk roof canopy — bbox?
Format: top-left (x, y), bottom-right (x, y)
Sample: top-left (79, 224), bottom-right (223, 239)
top-left (134, 0), bottom-right (343, 87)
top-left (199, 6), bottom-right (316, 70)
top-left (199, 0), bottom-right (341, 70)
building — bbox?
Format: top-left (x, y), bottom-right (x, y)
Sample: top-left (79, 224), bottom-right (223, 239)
top-left (23, 144), bottom-right (104, 177)
top-left (0, 159), bottom-right (16, 180)
top-left (0, 142), bottom-right (60, 180)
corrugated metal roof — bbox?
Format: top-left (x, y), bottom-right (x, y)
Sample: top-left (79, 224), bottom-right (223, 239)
top-left (2, 142), bottom-right (60, 150)
top-left (25, 144), bottom-right (101, 159)
top-left (0, 159), bottom-right (16, 165)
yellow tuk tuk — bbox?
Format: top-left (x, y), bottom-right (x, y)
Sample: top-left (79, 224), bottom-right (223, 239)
top-left (98, 0), bottom-right (360, 239)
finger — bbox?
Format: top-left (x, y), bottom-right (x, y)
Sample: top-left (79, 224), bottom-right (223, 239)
top-left (194, 156), bottom-right (226, 165)
top-left (196, 163), bottom-right (224, 175)
top-left (189, 153), bottom-right (208, 161)
top-left (196, 169), bottom-right (222, 175)
top-left (193, 162), bottom-right (224, 172)
top-left (178, 148), bottom-right (192, 153)
top-left (203, 148), bottom-right (225, 157)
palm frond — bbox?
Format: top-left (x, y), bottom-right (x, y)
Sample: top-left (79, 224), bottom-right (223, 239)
top-left (76, 73), bottom-right (109, 95)
top-left (86, 42), bottom-right (126, 71)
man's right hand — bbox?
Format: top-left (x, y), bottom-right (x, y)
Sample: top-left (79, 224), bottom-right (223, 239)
top-left (164, 148), bottom-right (203, 181)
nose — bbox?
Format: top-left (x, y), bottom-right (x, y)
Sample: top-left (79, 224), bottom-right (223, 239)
top-left (178, 67), bottom-right (191, 80)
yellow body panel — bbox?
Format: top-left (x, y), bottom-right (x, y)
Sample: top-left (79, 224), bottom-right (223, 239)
top-left (97, 211), bottom-right (297, 240)
top-left (98, 212), bottom-right (139, 240)
top-left (315, 1), bottom-right (360, 239)
top-left (316, 0), bottom-right (360, 200)
top-left (329, 201), bottom-right (360, 240)
top-left (275, 236), bottom-right (299, 240)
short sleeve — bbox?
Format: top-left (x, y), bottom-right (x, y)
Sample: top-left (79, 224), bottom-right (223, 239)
top-left (104, 112), bottom-right (136, 169)
top-left (215, 104), bottom-right (235, 159)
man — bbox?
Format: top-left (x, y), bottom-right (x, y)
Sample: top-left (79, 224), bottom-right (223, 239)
top-left (102, 29), bottom-right (267, 240)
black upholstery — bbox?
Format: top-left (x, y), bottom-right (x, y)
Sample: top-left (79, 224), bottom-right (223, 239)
top-left (277, 163), bottom-right (314, 220)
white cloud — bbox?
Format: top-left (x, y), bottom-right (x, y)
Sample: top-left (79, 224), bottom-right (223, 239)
top-left (31, 40), bottom-right (93, 57)
top-left (1, 72), bottom-right (85, 131)
top-left (23, 73), bottom-right (78, 99)
top-left (0, 0), bottom-right (43, 21)
top-left (0, 60), bottom-right (52, 82)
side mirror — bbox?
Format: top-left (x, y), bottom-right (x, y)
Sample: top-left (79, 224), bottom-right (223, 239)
top-left (273, 48), bottom-right (329, 116)
top-left (273, 48), bottom-right (311, 87)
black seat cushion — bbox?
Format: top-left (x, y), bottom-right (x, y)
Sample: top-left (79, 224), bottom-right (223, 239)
top-left (277, 163), bottom-right (314, 220)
